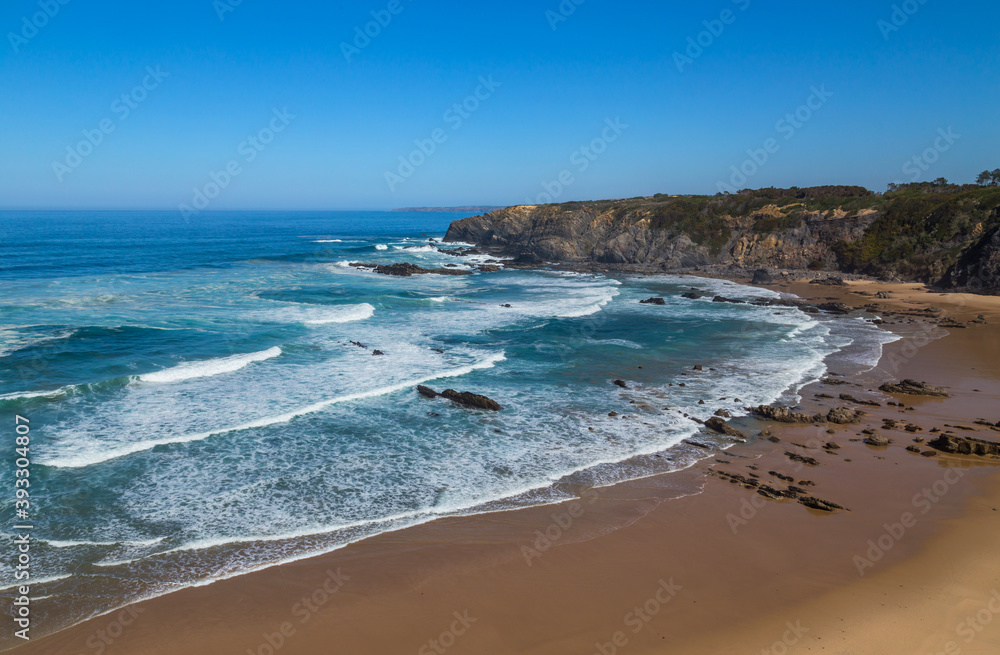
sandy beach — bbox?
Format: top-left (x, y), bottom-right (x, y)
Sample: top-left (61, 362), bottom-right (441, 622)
top-left (10, 279), bottom-right (1000, 655)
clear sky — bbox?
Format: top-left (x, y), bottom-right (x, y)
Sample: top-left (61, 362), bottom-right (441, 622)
top-left (1, 0), bottom-right (998, 210)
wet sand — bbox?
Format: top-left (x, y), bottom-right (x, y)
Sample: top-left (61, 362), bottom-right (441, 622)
top-left (10, 280), bottom-right (1000, 655)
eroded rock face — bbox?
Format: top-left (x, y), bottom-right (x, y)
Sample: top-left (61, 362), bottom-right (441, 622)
top-left (939, 226), bottom-right (1000, 294)
top-left (879, 379), bottom-right (950, 397)
top-left (929, 434), bottom-right (1000, 457)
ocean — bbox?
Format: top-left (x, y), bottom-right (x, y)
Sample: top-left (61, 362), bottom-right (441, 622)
top-left (0, 210), bottom-right (897, 642)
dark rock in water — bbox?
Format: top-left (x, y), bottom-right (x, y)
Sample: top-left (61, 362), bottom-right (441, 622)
top-left (879, 379), bottom-right (949, 397)
top-left (810, 276), bottom-right (848, 286)
top-left (355, 262), bottom-right (474, 277)
top-left (714, 408), bottom-right (731, 418)
top-left (681, 292), bottom-right (703, 300)
top-left (372, 349), bottom-right (385, 356)
top-left (640, 297), bottom-right (666, 305)
top-left (440, 389), bottom-right (503, 411)
top-left (350, 340), bottom-right (367, 349)
top-left (427, 412), bottom-right (441, 417)
top-left (507, 252), bottom-right (543, 267)
top-left (798, 496), bottom-right (847, 512)
top-left (499, 303), bottom-right (512, 308)
top-left (693, 365), bottom-right (703, 371)
top-left (929, 434), bottom-right (1000, 457)
top-left (613, 379), bottom-right (628, 389)
top-left (416, 385), bottom-right (439, 399)
top-left (749, 405), bottom-right (822, 423)
top-left (476, 264), bottom-right (501, 273)
top-left (704, 417), bottom-right (747, 440)
top-left (713, 295), bottom-right (746, 304)
top-left (828, 407), bottom-right (865, 424)
top-left (864, 433), bottom-right (890, 447)
top-left (751, 269), bottom-right (774, 285)
top-left (817, 302), bottom-right (852, 314)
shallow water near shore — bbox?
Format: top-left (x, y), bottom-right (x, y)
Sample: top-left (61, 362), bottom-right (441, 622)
top-left (0, 211), bottom-right (898, 642)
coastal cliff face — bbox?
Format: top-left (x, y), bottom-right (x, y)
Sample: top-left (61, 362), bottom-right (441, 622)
top-left (445, 186), bottom-right (1000, 294)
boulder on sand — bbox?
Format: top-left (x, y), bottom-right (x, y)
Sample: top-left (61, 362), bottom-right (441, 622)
top-left (879, 379), bottom-right (950, 397)
top-left (704, 417), bottom-right (747, 440)
top-left (751, 269), bottom-right (774, 285)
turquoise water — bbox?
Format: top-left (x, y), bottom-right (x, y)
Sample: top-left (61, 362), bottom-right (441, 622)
top-left (0, 211), bottom-right (895, 641)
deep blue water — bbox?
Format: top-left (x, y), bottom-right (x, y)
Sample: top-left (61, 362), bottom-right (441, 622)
top-left (0, 211), bottom-right (896, 642)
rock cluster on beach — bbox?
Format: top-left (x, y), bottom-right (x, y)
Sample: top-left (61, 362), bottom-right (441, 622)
top-left (878, 379), bottom-right (950, 397)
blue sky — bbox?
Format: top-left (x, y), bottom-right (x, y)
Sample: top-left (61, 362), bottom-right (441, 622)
top-left (1, 0), bottom-right (997, 210)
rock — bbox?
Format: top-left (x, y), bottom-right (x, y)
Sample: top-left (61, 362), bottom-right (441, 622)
top-left (350, 340), bottom-right (367, 349)
top-left (879, 379), bottom-right (949, 397)
top-left (921, 450), bottom-right (938, 457)
top-left (613, 380), bottom-right (628, 389)
top-left (640, 297), bottom-right (667, 305)
top-left (905, 424), bottom-right (923, 433)
top-left (704, 417), bottom-right (747, 440)
top-left (824, 442), bottom-right (841, 450)
top-left (714, 409), bottom-right (732, 418)
top-left (817, 302), bottom-right (852, 314)
top-left (476, 264), bottom-right (501, 273)
top-left (864, 433), bottom-right (890, 447)
top-left (713, 295), bottom-right (746, 304)
top-left (499, 303), bottom-right (512, 308)
top-left (798, 496), bottom-right (847, 512)
top-left (839, 393), bottom-right (881, 407)
top-left (751, 269), bottom-right (774, 285)
top-left (693, 365), bottom-right (703, 371)
top-left (785, 452), bottom-right (820, 466)
top-left (417, 385), bottom-right (439, 399)
top-left (770, 471), bottom-right (795, 482)
top-left (608, 412), bottom-right (619, 417)
top-left (821, 377), bottom-right (849, 386)
top-left (440, 389), bottom-right (502, 411)
top-left (810, 276), bottom-right (848, 286)
top-left (875, 291), bottom-right (891, 299)
top-left (906, 445), bottom-right (922, 453)
top-left (749, 405), bottom-right (823, 423)
top-left (928, 434), bottom-right (1000, 457)
top-left (827, 407), bottom-right (865, 424)
top-left (681, 292), bottom-right (703, 300)
top-left (355, 262), bottom-right (475, 277)
top-left (372, 349), bottom-right (385, 356)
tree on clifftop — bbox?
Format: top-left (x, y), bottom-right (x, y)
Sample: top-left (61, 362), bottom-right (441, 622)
top-left (977, 169), bottom-right (1000, 186)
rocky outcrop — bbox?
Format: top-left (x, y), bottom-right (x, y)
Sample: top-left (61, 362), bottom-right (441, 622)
top-left (929, 434), bottom-right (1000, 457)
top-left (749, 405), bottom-right (823, 423)
top-left (417, 385), bottom-right (502, 411)
top-left (879, 379), bottom-right (950, 397)
top-left (640, 297), bottom-right (666, 305)
top-left (827, 407), bottom-right (865, 424)
top-left (704, 417), bottom-right (747, 440)
top-left (938, 225), bottom-right (1000, 295)
top-left (351, 262), bottom-right (474, 277)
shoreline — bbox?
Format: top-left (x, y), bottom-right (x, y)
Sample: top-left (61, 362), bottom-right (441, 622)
top-left (8, 276), bottom-right (1000, 655)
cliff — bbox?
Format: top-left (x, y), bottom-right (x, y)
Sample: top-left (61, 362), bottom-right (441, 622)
top-left (444, 185), bottom-right (1000, 294)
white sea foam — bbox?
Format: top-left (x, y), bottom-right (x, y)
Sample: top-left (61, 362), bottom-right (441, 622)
top-left (0, 387), bottom-right (71, 401)
top-left (312, 239), bottom-right (343, 243)
top-left (392, 244), bottom-right (437, 253)
top-left (44, 537), bottom-right (166, 549)
top-left (259, 303), bottom-right (375, 325)
top-left (41, 351), bottom-right (507, 469)
top-left (374, 244), bottom-right (388, 250)
top-left (138, 347), bottom-right (282, 384)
